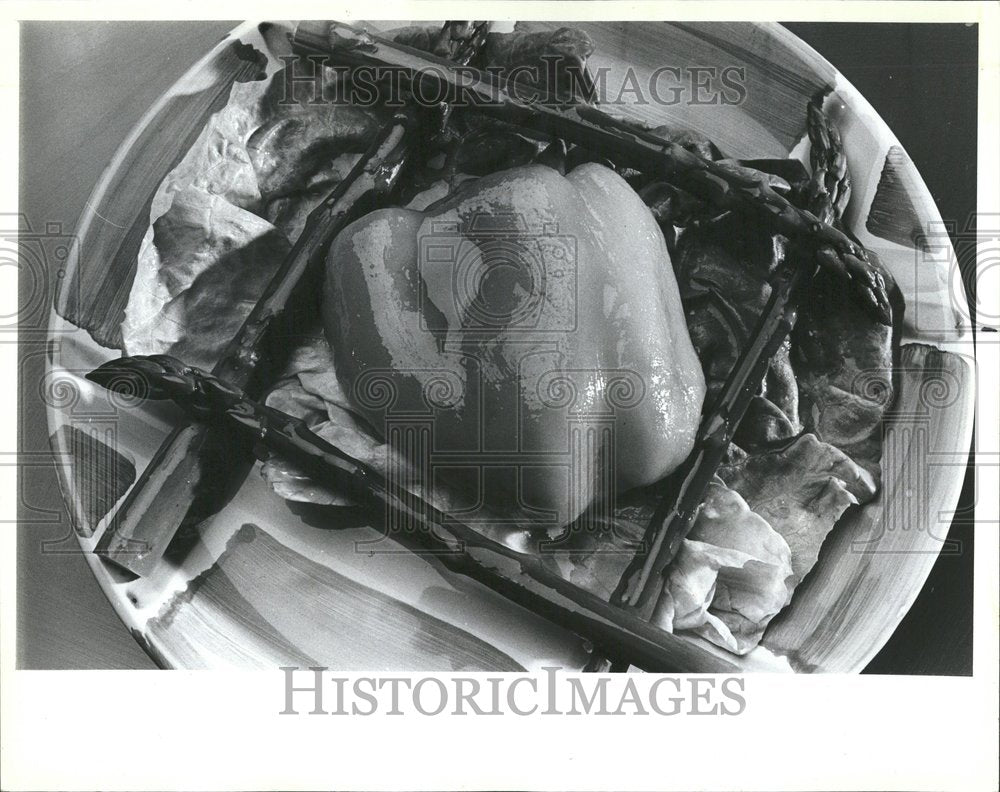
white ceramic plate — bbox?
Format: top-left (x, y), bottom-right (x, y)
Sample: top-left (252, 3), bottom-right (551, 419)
top-left (47, 21), bottom-right (975, 671)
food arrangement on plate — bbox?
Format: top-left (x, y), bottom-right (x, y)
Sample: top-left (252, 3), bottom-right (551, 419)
top-left (61, 20), bottom-right (971, 671)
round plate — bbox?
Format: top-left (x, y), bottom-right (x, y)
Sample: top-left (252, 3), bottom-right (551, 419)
top-left (47, 21), bottom-right (975, 672)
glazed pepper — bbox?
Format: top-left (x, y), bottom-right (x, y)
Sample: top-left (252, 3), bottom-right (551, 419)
top-left (323, 162), bottom-right (705, 529)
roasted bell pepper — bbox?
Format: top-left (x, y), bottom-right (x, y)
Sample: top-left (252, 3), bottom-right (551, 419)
top-left (323, 162), bottom-right (705, 528)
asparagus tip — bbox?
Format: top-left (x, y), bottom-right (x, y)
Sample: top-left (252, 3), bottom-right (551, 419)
top-left (86, 357), bottom-right (158, 399)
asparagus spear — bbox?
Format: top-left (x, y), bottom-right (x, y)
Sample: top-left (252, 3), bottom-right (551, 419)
top-left (804, 89), bottom-right (852, 226)
top-left (289, 20), bottom-right (890, 325)
top-left (95, 115), bottom-right (413, 576)
top-left (95, 24), bottom-right (502, 577)
top-left (612, 89), bottom-right (858, 618)
top-left (87, 353), bottom-right (738, 673)
top-left (611, 256), bottom-right (816, 616)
